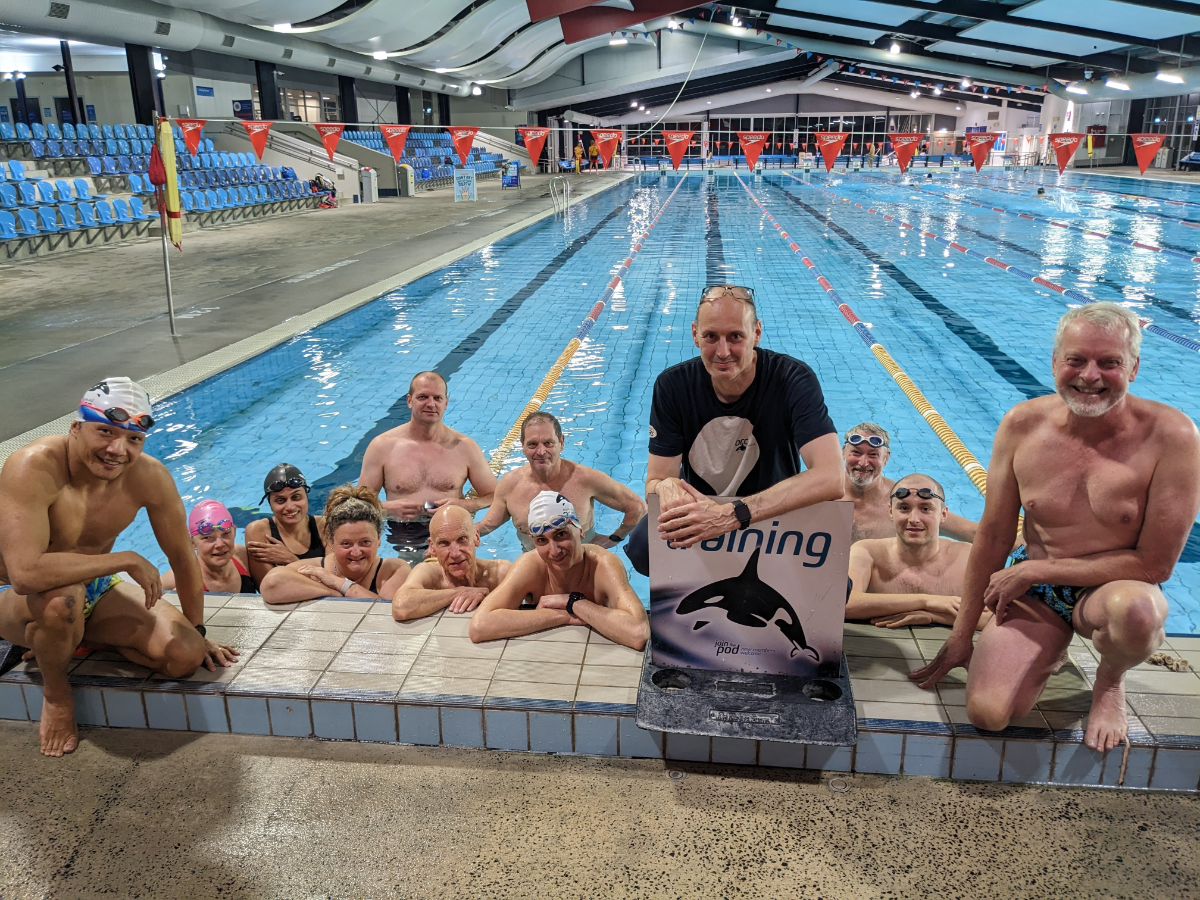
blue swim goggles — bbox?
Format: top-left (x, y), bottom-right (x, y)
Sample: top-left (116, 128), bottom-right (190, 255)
top-left (528, 513), bottom-right (580, 536)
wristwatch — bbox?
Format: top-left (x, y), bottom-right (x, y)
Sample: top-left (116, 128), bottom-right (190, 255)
top-left (195, 624), bottom-right (207, 638)
top-left (566, 592), bottom-right (586, 617)
top-left (732, 499), bottom-right (752, 531)
top-left (608, 532), bottom-right (624, 544)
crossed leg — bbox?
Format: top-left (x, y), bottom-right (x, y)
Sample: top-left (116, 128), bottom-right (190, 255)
top-left (81, 580), bottom-right (207, 680)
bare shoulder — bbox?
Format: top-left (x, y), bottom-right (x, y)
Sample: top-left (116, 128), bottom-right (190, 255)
top-left (127, 453), bottom-right (176, 504)
top-left (0, 435), bottom-right (68, 485)
top-left (481, 557), bottom-right (513, 587)
top-left (496, 467), bottom-right (526, 490)
top-left (444, 426), bottom-right (485, 455)
top-left (588, 544), bottom-right (628, 577)
top-left (408, 559), bottom-right (443, 586)
top-left (940, 537), bottom-right (973, 561)
top-left (850, 538), bottom-right (888, 562)
top-left (1139, 397), bottom-right (1200, 444)
top-left (1002, 395), bottom-right (1060, 435)
top-left (243, 518), bottom-right (269, 539)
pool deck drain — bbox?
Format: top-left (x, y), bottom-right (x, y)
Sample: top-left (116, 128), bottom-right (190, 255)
top-left (2, 593), bottom-right (1197, 791)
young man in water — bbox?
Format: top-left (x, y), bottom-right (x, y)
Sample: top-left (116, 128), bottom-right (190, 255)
top-left (358, 371), bottom-right (497, 564)
top-left (0, 378), bottom-right (237, 757)
top-left (914, 304), bottom-right (1200, 752)
top-left (470, 492), bottom-right (649, 650)
top-left (476, 411), bottom-right (645, 552)
top-left (392, 505), bottom-right (512, 621)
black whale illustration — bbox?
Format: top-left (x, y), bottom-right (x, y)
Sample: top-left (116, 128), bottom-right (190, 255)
top-left (673, 548), bottom-right (819, 661)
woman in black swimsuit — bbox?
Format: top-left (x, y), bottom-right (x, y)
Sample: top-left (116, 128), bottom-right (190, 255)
top-left (259, 485), bottom-right (411, 604)
top-left (244, 463), bottom-right (327, 588)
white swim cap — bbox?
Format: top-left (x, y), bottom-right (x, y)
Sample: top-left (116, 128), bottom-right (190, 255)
top-left (76, 377), bottom-right (155, 433)
top-left (527, 491), bottom-right (580, 536)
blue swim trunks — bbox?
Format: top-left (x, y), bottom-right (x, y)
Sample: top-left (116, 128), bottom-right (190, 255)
top-left (1008, 547), bottom-right (1087, 626)
top-left (83, 574), bottom-right (121, 620)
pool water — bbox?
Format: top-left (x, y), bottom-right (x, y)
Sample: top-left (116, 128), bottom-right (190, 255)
top-left (118, 168), bottom-right (1200, 634)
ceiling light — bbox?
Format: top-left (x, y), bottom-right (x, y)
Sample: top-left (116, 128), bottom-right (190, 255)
top-left (1065, 83), bottom-right (1088, 94)
top-left (610, 38), bottom-right (627, 45)
top-left (960, 77), bottom-right (970, 88)
top-left (731, 15), bottom-right (742, 26)
top-left (766, 88), bottom-right (771, 92)
top-left (668, 19), bottom-right (679, 29)
top-left (889, 42), bottom-right (901, 54)
top-left (471, 85), bottom-right (482, 95)
top-left (910, 90), bottom-right (919, 97)
top-left (14, 71), bottom-right (25, 80)
top-left (631, 99), bottom-right (638, 107)
top-left (272, 23), bottom-right (291, 32)
top-left (1105, 78), bottom-right (1129, 90)
top-left (434, 67), bottom-right (449, 74)
top-left (955, 105), bottom-right (961, 110)
top-left (933, 87), bottom-right (941, 95)
top-left (372, 50), bottom-right (388, 60)
top-left (1156, 70), bottom-right (1185, 84)
top-left (639, 105), bottom-right (645, 110)
top-left (706, 100), bottom-right (711, 104)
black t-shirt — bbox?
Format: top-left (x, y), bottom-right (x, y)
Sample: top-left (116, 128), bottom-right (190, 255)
top-left (648, 348), bottom-right (836, 497)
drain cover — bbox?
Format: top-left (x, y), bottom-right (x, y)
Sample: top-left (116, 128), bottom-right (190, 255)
top-left (827, 777), bottom-right (849, 793)
top-left (668, 770), bottom-right (687, 781)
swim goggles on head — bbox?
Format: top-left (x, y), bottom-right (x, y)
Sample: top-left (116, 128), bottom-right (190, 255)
top-left (528, 514), bottom-right (579, 536)
top-left (890, 487), bottom-right (944, 502)
top-left (193, 518), bottom-right (233, 536)
top-left (700, 285), bottom-right (756, 303)
top-left (265, 475), bottom-right (309, 495)
top-left (846, 433), bottom-right (887, 449)
top-left (79, 403), bottom-right (155, 432)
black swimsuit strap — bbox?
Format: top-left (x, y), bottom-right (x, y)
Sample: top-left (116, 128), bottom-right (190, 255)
top-left (267, 517), bottom-right (281, 541)
top-left (304, 515), bottom-right (326, 559)
top-left (368, 558), bottom-right (382, 595)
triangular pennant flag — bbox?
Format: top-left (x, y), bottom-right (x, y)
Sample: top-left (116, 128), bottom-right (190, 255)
top-left (663, 130), bottom-right (694, 170)
top-left (964, 132), bottom-right (999, 172)
top-left (448, 126), bottom-right (480, 166)
top-left (314, 123), bottom-right (344, 161)
top-left (1131, 133), bottom-right (1167, 175)
top-left (517, 126), bottom-right (551, 170)
top-left (176, 118), bottom-right (207, 157)
top-left (591, 128), bottom-right (622, 168)
top-left (736, 131), bottom-right (770, 168)
top-left (241, 120), bottom-right (272, 160)
top-left (1049, 133), bottom-right (1085, 174)
top-left (814, 131), bottom-right (849, 171)
top-left (888, 132), bottom-right (923, 174)
top-left (379, 124), bottom-right (411, 163)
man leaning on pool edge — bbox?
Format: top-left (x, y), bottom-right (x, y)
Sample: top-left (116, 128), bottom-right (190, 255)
top-left (624, 284), bottom-right (844, 573)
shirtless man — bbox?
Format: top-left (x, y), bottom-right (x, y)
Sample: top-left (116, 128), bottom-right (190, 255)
top-left (0, 378), bottom-right (237, 757)
top-left (392, 505), bottom-right (512, 621)
top-left (358, 372), bottom-right (497, 563)
top-left (470, 492), bottom-right (649, 650)
top-left (841, 423), bottom-right (978, 542)
top-left (913, 304), bottom-right (1200, 752)
top-left (476, 411), bottom-right (646, 552)
top-left (848, 473), bottom-right (987, 630)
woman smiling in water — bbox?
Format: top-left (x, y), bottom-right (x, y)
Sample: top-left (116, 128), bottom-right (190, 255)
top-left (244, 464), bottom-right (327, 588)
top-left (164, 500), bottom-right (257, 594)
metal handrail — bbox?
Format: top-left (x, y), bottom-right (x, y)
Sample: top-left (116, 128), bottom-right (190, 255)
top-left (549, 175), bottom-right (570, 215)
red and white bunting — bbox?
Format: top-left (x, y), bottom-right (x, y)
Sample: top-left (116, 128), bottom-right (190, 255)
top-left (736, 131), bottom-right (770, 169)
top-left (448, 126), bottom-right (480, 166)
top-left (176, 118), bottom-right (207, 156)
top-left (1049, 133), bottom-right (1085, 175)
top-left (663, 130), bottom-right (694, 170)
top-left (1131, 133), bottom-right (1167, 175)
top-left (241, 120), bottom-right (272, 160)
top-left (378, 124), bottom-right (411, 163)
top-left (888, 132), bottom-right (923, 174)
top-left (814, 132), bottom-right (849, 172)
top-left (314, 123), bottom-right (345, 161)
top-left (517, 126), bottom-right (550, 170)
top-left (964, 132), bottom-right (999, 172)
top-left (591, 128), bottom-right (622, 168)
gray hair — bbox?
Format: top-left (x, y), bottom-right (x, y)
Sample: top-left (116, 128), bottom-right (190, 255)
top-left (843, 422), bottom-right (891, 447)
top-left (323, 484), bottom-right (385, 543)
top-left (1054, 303), bottom-right (1141, 360)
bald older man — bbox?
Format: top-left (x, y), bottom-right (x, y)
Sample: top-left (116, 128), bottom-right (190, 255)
top-left (391, 505), bottom-right (512, 621)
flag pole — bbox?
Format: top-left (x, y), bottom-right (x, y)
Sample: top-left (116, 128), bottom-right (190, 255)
top-left (152, 112), bottom-right (179, 337)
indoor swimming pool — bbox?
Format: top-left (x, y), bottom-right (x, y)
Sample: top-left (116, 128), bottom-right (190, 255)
top-left (115, 167), bottom-right (1200, 634)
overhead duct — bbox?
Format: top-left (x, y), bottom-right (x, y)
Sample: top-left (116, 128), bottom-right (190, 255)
top-left (0, 0), bottom-right (473, 95)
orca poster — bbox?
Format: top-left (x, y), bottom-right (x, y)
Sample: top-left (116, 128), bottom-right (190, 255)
top-left (648, 497), bottom-right (852, 677)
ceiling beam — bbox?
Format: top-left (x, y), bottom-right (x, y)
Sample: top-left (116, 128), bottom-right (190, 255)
top-left (558, 0), bottom-right (696, 43)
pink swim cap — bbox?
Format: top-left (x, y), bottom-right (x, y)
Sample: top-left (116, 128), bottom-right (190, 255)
top-left (188, 500), bottom-right (234, 536)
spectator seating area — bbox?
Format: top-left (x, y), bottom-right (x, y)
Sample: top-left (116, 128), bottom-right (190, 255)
top-left (0, 122), bottom-right (330, 260)
top-left (341, 129), bottom-right (507, 188)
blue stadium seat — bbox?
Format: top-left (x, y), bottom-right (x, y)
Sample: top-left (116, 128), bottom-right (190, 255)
top-left (131, 157), bottom-right (146, 174)
top-left (16, 208), bottom-right (38, 235)
top-left (100, 124), bottom-right (113, 140)
top-left (104, 139), bottom-right (117, 156)
top-left (54, 180), bottom-right (74, 201)
top-left (8, 160), bottom-right (27, 181)
top-left (128, 173), bottom-right (143, 193)
top-left (204, 138), bottom-right (214, 152)
top-left (73, 178), bottom-right (95, 200)
top-left (117, 139), bottom-right (130, 156)
top-left (270, 166), bottom-right (281, 181)
top-left (31, 123), bottom-right (47, 141)
top-left (28, 140), bottom-right (44, 159)
top-left (46, 122), bottom-right (62, 140)
top-left (15, 122), bottom-right (31, 140)
top-left (205, 189), bottom-right (222, 209)
top-left (0, 184), bottom-right (16, 208)
top-left (62, 140), bottom-right (77, 156)
top-left (238, 186), bottom-right (251, 204)
top-left (128, 196), bottom-right (154, 220)
top-left (217, 151), bottom-right (230, 167)
top-left (59, 204), bottom-right (80, 230)
top-left (193, 190), bottom-right (209, 211)
top-left (113, 124), bottom-right (126, 140)
top-left (62, 123), bottom-right (76, 140)
top-left (181, 171), bottom-right (196, 189)
top-left (95, 200), bottom-right (116, 225)
top-left (77, 202), bottom-right (98, 227)
top-left (44, 140), bottom-right (62, 158)
top-left (0, 122), bottom-right (14, 140)
top-left (0, 210), bottom-right (17, 239)
top-left (86, 124), bottom-right (99, 140)
top-left (102, 156), bottom-right (119, 176)
top-left (117, 156), bottom-right (131, 173)
top-left (37, 206), bottom-right (61, 233)
top-left (111, 198), bottom-right (134, 223)
top-left (36, 181), bottom-right (56, 204)
top-left (136, 124), bottom-right (150, 140)
top-left (179, 191), bottom-right (194, 212)
top-left (215, 188), bottom-right (231, 207)
top-left (87, 157), bottom-right (102, 176)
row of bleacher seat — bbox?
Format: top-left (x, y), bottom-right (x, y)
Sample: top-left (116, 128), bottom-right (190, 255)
top-left (179, 181), bottom-right (313, 212)
top-left (0, 196), bottom-right (156, 240)
top-left (1, 177), bottom-right (105, 208)
top-left (0, 121), bottom-right (150, 142)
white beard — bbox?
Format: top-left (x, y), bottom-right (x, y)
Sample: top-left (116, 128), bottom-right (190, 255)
top-left (1058, 383), bottom-right (1123, 418)
top-left (847, 468), bottom-right (879, 488)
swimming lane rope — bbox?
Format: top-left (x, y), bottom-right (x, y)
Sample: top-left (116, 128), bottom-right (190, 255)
top-left (730, 171), bottom-right (990, 497)
top-left (781, 170), bottom-right (1200, 355)
top-left (486, 174), bottom-right (690, 476)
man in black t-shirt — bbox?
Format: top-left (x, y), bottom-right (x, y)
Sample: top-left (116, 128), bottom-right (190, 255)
top-left (624, 285), bottom-right (844, 575)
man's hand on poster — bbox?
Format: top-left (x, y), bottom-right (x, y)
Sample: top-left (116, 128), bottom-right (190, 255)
top-left (657, 481), bottom-right (738, 547)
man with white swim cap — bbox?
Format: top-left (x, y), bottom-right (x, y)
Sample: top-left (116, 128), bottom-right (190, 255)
top-left (470, 491), bottom-right (649, 650)
top-left (0, 377), bottom-right (238, 757)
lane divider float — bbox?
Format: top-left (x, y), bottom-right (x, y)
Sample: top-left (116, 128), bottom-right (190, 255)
top-left (486, 174), bottom-right (689, 475)
top-left (974, 171), bottom-right (1200, 228)
top-left (731, 171), bottom-right (990, 497)
top-left (781, 170), bottom-right (1200, 355)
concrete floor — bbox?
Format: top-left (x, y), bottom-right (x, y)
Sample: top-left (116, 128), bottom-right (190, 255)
top-left (0, 170), bottom-right (624, 441)
top-left (0, 722), bottom-right (1195, 900)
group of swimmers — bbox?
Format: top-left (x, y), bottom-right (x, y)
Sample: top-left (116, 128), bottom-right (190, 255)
top-left (1, 287), bottom-right (1196, 763)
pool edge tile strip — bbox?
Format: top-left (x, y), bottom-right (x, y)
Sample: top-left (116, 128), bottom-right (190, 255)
top-left (486, 173), bottom-right (690, 474)
top-left (0, 174), bottom-right (637, 468)
top-left (732, 171), bottom-right (990, 497)
top-left (783, 171), bottom-right (1200, 356)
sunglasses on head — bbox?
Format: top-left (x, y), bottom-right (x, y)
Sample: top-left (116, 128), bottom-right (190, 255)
top-left (890, 487), bottom-right (944, 503)
top-left (267, 476), bottom-right (309, 495)
top-left (83, 403), bottom-right (155, 431)
top-left (846, 433), bottom-right (887, 449)
top-left (528, 515), bottom-right (577, 536)
top-left (700, 285), bottom-right (756, 304)
top-left (194, 519), bottom-right (233, 536)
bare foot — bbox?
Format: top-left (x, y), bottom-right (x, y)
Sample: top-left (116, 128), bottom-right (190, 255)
top-left (1050, 648), bottom-right (1070, 675)
top-left (1084, 672), bottom-right (1127, 753)
top-left (39, 694), bottom-right (79, 758)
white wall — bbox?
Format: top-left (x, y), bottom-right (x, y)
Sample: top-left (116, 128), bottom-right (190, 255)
top-left (0, 71), bottom-right (134, 125)
top-left (357, 96), bottom-right (398, 123)
top-left (189, 76), bottom-right (257, 120)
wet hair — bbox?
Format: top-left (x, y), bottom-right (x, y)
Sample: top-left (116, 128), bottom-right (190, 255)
top-left (843, 422), bottom-right (891, 447)
top-left (323, 485), bottom-right (385, 543)
top-left (696, 285), bottom-right (758, 320)
top-left (521, 411), bottom-right (564, 444)
top-left (893, 472), bottom-right (945, 503)
top-left (407, 371), bottom-right (447, 398)
top-left (1054, 303), bottom-right (1141, 360)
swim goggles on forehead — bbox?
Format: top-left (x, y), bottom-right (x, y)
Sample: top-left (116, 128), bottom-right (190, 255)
top-left (845, 433), bottom-right (887, 449)
top-left (79, 403), bottom-right (155, 432)
top-left (890, 487), bottom-right (944, 502)
top-left (265, 475), bottom-right (309, 495)
top-left (528, 514), bottom-right (579, 536)
top-left (700, 285), bottom-right (756, 303)
top-left (193, 518), bottom-right (233, 536)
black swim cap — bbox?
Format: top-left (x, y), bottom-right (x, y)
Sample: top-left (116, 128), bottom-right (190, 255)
top-left (261, 463), bottom-right (309, 504)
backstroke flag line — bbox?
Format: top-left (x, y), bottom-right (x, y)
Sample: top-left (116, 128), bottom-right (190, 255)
top-left (965, 132), bottom-right (999, 172)
top-left (663, 131), bottom-right (694, 170)
top-left (379, 124), bottom-right (411, 163)
top-left (517, 126), bottom-right (550, 170)
top-left (1132, 134), bottom-right (1166, 175)
top-left (242, 120), bottom-right (272, 160)
top-left (177, 118), bottom-right (206, 157)
top-left (592, 128), bottom-right (622, 168)
top-left (736, 131), bottom-right (770, 169)
top-left (814, 132), bottom-right (849, 171)
top-left (449, 126), bottom-right (480, 166)
top-left (1050, 133), bottom-right (1084, 175)
top-left (888, 133), bottom-right (923, 174)
top-left (315, 123), bottom-right (345, 162)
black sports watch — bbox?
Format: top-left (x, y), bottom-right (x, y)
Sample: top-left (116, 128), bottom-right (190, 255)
top-left (608, 532), bottom-right (624, 544)
top-left (566, 592), bottom-right (586, 617)
top-left (195, 624), bottom-right (207, 638)
top-left (732, 499), bottom-right (752, 531)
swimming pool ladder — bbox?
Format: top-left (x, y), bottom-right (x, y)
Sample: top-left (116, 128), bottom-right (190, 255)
top-left (549, 176), bottom-right (571, 215)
